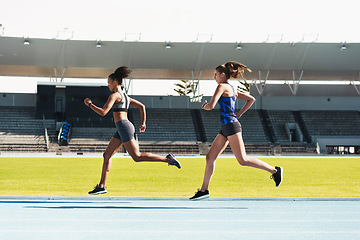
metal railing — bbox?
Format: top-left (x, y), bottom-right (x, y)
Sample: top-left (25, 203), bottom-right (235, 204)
top-left (42, 114), bottom-right (49, 151)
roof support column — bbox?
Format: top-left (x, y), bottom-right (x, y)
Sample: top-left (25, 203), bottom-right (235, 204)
top-left (191, 70), bottom-right (202, 102)
top-left (252, 70), bottom-right (269, 95)
top-left (123, 72), bottom-right (133, 94)
top-left (286, 70), bottom-right (303, 95)
top-left (350, 72), bottom-right (360, 95)
top-left (60, 67), bottom-right (66, 82)
top-left (51, 67), bottom-right (67, 82)
top-left (190, 41), bottom-right (207, 102)
top-left (52, 67), bottom-right (57, 82)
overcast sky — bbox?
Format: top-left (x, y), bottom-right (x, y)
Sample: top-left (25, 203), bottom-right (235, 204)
top-left (2, 0), bottom-right (359, 43)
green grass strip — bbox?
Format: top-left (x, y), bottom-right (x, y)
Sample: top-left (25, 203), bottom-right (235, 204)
top-left (0, 157), bottom-right (359, 198)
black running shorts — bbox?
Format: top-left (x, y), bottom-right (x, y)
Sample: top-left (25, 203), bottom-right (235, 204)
top-left (219, 121), bottom-right (242, 138)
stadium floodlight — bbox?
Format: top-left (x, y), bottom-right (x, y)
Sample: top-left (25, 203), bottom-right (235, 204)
top-left (341, 42), bottom-right (347, 51)
top-left (236, 42), bottom-right (242, 50)
top-left (23, 38), bottom-right (30, 45)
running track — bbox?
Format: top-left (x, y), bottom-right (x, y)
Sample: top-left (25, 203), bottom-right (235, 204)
top-left (0, 197), bottom-right (359, 240)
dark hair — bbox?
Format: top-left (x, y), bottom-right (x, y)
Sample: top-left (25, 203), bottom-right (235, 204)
top-left (215, 61), bottom-right (252, 79)
top-left (108, 66), bottom-right (132, 85)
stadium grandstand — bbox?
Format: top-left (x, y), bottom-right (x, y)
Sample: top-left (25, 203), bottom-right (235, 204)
top-left (0, 37), bottom-right (359, 155)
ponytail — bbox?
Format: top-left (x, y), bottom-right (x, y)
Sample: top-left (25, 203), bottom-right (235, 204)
top-left (216, 61), bottom-right (252, 79)
top-left (108, 66), bottom-right (132, 86)
top-left (114, 66), bottom-right (131, 79)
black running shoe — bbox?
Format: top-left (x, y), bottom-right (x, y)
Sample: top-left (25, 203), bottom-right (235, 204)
top-left (166, 153), bottom-right (181, 169)
top-left (271, 166), bottom-right (283, 187)
top-left (88, 184), bottom-right (107, 195)
top-left (189, 189), bottom-right (210, 201)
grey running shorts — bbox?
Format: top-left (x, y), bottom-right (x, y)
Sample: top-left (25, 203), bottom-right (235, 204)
top-left (113, 119), bottom-right (135, 143)
top-left (219, 121), bottom-right (242, 138)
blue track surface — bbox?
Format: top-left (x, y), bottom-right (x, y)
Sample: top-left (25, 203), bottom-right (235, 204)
top-left (0, 197), bottom-right (359, 240)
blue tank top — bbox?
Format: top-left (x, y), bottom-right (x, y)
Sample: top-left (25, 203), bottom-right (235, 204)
top-left (112, 90), bottom-right (130, 112)
top-left (218, 83), bottom-right (238, 125)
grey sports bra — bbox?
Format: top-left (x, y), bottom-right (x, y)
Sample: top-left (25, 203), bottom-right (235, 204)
top-left (112, 91), bottom-right (130, 112)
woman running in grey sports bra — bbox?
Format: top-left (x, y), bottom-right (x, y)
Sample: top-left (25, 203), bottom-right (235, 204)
top-left (84, 66), bottom-right (181, 195)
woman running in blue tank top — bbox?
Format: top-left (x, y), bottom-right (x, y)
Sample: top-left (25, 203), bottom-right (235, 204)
top-left (190, 61), bottom-right (283, 200)
top-left (218, 82), bottom-right (238, 125)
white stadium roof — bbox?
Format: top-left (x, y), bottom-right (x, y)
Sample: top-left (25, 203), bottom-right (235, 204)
top-left (0, 36), bottom-right (359, 82)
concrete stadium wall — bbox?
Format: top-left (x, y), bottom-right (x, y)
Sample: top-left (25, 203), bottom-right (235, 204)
top-left (0, 93), bottom-right (36, 107)
top-left (254, 96), bottom-right (360, 111)
top-left (313, 136), bottom-right (360, 154)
